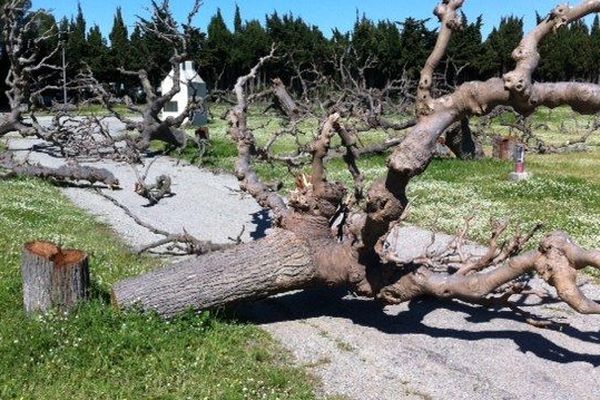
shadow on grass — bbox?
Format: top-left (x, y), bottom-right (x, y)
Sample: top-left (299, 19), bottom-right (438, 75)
top-left (89, 279), bottom-right (112, 305)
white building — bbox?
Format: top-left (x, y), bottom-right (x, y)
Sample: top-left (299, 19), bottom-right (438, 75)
top-left (160, 60), bottom-right (207, 126)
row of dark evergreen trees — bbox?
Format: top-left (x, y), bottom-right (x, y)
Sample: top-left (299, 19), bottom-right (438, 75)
top-left (3, 3), bottom-right (600, 101)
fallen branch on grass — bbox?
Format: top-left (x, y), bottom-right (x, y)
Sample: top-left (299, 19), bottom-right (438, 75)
top-left (0, 153), bottom-right (120, 187)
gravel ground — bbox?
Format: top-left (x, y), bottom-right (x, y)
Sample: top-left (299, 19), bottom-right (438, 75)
top-left (5, 136), bottom-right (600, 400)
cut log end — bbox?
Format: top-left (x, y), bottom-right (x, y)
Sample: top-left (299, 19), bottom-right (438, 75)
top-left (25, 241), bottom-right (87, 267)
top-left (22, 241), bottom-right (90, 315)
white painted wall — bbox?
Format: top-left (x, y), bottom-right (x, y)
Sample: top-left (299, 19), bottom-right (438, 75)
top-left (159, 61), bottom-right (205, 122)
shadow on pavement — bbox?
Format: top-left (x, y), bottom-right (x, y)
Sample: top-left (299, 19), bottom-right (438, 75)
top-left (237, 288), bottom-right (600, 366)
top-left (249, 209), bottom-right (271, 240)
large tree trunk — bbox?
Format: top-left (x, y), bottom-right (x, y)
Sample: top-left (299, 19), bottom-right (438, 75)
top-left (112, 229), bottom-right (319, 318)
top-left (0, 108), bottom-right (28, 137)
top-left (135, 113), bottom-right (188, 151)
top-left (22, 241), bottom-right (90, 314)
top-left (113, 0), bottom-right (600, 322)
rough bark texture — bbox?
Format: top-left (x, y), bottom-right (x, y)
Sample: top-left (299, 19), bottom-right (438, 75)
top-left (112, 229), bottom-right (317, 318)
top-left (22, 241), bottom-right (90, 314)
top-left (0, 154), bottom-right (120, 187)
top-left (379, 232), bottom-right (600, 314)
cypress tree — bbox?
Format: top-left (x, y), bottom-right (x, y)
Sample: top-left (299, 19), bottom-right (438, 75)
top-left (234, 4), bottom-right (243, 34)
top-left (205, 9), bottom-right (233, 89)
top-left (66, 2), bottom-right (88, 71)
top-left (479, 16), bottom-right (523, 77)
top-left (109, 7), bottom-right (129, 68)
top-left (108, 7), bottom-right (130, 92)
top-left (85, 24), bottom-right (109, 81)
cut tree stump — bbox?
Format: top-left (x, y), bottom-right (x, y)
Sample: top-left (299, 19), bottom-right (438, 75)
top-left (22, 241), bottom-right (90, 314)
top-left (492, 136), bottom-right (519, 161)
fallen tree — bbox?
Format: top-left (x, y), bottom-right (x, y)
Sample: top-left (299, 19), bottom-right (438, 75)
top-left (270, 77), bottom-right (304, 120)
top-left (0, 0), bottom-right (59, 137)
top-left (0, 153), bottom-right (119, 187)
top-left (113, 0), bottom-right (600, 321)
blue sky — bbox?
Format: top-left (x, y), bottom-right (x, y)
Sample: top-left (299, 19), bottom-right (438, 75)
top-left (30, 1), bottom-right (588, 40)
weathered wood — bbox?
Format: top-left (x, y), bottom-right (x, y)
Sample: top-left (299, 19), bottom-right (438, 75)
top-left (113, 0), bottom-right (600, 322)
top-left (272, 78), bottom-right (302, 120)
top-left (22, 241), bottom-right (90, 314)
top-left (0, 153), bottom-right (120, 188)
top-left (112, 229), bottom-right (317, 318)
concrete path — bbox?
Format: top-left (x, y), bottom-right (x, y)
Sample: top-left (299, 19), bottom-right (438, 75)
top-left (5, 136), bottom-right (600, 400)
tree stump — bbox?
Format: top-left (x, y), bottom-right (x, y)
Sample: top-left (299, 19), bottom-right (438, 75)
top-left (492, 136), bottom-right (519, 160)
top-left (21, 241), bottom-right (90, 314)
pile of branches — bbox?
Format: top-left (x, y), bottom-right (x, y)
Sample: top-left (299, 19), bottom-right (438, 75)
top-left (0, 1), bottom-right (139, 183)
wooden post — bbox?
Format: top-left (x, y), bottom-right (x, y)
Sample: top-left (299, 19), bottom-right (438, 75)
top-left (21, 241), bottom-right (90, 314)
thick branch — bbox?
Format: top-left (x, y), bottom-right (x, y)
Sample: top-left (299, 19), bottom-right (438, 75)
top-left (417, 0), bottom-right (465, 116)
top-left (0, 154), bottom-right (120, 187)
top-left (229, 45), bottom-right (289, 220)
top-left (379, 232), bottom-right (600, 315)
top-left (504, 1), bottom-right (600, 101)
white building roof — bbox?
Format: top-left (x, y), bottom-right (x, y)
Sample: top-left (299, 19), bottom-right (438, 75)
top-left (163, 61), bottom-right (204, 85)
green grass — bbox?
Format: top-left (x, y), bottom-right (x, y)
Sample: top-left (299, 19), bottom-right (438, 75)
top-left (406, 156), bottom-right (600, 246)
top-left (0, 178), bottom-right (316, 399)
top-left (478, 106), bottom-right (600, 147)
top-left (406, 153), bottom-right (600, 279)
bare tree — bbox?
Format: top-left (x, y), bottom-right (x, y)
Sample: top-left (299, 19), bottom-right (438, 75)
top-left (113, 0), bottom-right (600, 320)
top-left (0, 0), bottom-right (59, 136)
top-left (106, 0), bottom-right (204, 151)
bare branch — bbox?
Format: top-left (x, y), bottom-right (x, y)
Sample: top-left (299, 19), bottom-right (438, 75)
top-left (417, 0), bottom-right (465, 116)
top-left (228, 45), bottom-right (289, 220)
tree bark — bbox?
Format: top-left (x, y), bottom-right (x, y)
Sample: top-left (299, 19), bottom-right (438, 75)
top-left (22, 241), bottom-right (90, 314)
top-left (112, 229), bottom-right (319, 318)
top-left (272, 78), bottom-right (302, 120)
top-left (0, 153), bottom-right (120, 188)
top-left (112, 0), bottom-right (600, 321)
